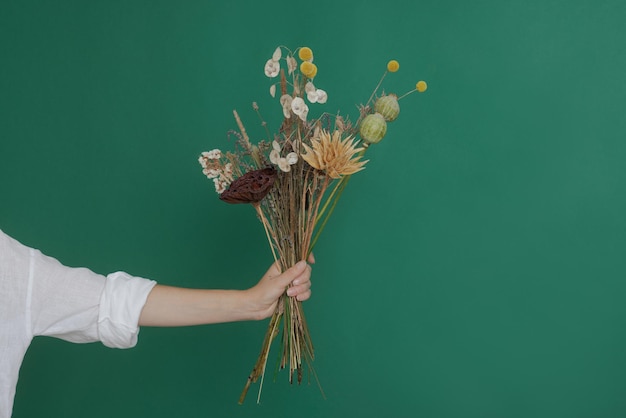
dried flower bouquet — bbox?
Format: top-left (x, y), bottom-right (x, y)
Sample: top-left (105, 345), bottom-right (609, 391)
top-left (198, 46), bottom-right (427, 403)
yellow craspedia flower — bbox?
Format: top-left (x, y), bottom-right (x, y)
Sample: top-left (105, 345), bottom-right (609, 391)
top-left (387, 60), bottom-right (400, 72)
top-left (298, 47), bottom-right (313, 61)
top-left (300, 61), bottom-right (318, 78)
top-left (416, 80), bottom-right (428, 93)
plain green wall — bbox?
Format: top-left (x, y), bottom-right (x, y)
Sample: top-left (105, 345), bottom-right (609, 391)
top-left (2, 0), bottom-right (626, 417)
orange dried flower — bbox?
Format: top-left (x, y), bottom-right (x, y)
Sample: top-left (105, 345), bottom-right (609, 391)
top-left (301, 130), bottom-right (367, 179)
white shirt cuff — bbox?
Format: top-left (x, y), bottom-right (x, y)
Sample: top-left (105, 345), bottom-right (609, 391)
top-left (97, 272), bottom-right (156, 349)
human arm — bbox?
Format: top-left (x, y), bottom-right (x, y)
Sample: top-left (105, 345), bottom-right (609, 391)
top-left (137, 260), bottom-right (312, 327)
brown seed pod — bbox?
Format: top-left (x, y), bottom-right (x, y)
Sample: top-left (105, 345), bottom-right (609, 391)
top-left (219, 167), bottom-right (277, 204)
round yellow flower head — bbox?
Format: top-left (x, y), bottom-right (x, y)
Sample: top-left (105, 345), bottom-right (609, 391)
top-left (299, 47), bottom-right (314, 61)
top-left (416, 80), bottom-right (428, 93)
top-left (387, 60), bottom-right (400, 72)
top-left (300, 61), bottom-right (318, 78)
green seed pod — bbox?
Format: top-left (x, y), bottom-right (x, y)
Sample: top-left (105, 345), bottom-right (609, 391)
top-left (359, 113), bottom-right (387, 144)
top-left (374, 94), bottom-right (400, 121)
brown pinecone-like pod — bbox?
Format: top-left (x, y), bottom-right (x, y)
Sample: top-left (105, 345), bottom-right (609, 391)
top-left (219, 167), bottom-right (277, 204)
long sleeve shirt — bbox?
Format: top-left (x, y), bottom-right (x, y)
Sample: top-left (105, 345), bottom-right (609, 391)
top-left (0, 229), bottom-right (156, 418)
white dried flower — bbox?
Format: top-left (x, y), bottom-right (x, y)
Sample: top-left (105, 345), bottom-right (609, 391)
top-left (278, 158), bottom-right (291, 172)
top-left (264, 59), bottom-right (280, 78)
top-left (291, 97), bottom-right (308, 121)
top-left (269, 149), bottom-right (280, 164)
top-left (269, 140), bottom-right (298, 172)
top-left (203, 168), bottom-right (221, 179)
top-left (205, 149), bottom-right (222, 160)
top-left (264, 47), bottom-right (282, 78)
top-left (224, 163), bottom-right (233, 176)
top-left (272, 46), bottom-right (282, 62)
top-left (305, 82), bottom-right (327, 104)
top-left (313, 89), bottom-right (327, 104)
top-left (280, 94), bottom-right (293, 118)
top-left (286, 55), bottom-right (297, 74)
top-left (213, 178), bottom-right (227, 194)
top-left (269, 84), bottom-right (276, 98)
top-left (285, 152), bottom-right (298, 165)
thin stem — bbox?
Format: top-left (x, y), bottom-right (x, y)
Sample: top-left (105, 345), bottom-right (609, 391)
top-left (308, 174), bottom-right (351, 256)
top-left (253, 104), bottom-right (272, 140)
top-left (304, 176), bottom-right (330, 257)
top-left (239, 309), bottom-right (281, 404)
top-left (308, 148), bottom-right (368, 256)
top-left (397, 88), bottom-right (418, 101)
top-left (365, 70), bottom-right (388, 107)
top-left (233, 109), bottom-right (251, 149)
top-left (253, 203), bottom-right (278, 265)
top-left (315, 176), bottom-right (344, 224)
top-left (256, 308), bottom-right (282, 404)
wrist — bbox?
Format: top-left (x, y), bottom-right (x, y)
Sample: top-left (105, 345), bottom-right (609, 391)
top-left (239, 288), bottom-right (271, 321)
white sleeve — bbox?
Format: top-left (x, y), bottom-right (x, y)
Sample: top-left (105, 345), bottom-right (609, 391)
top-left (97, 271), bottom-right (156, 348)
top-left (30, 249), bottom-right (156, 348)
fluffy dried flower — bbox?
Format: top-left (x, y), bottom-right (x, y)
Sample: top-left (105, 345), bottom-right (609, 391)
top-left (201, 149), bottom-right (222, 160)
top-left (203, 168), bottom-right (220, 178)
top-left (199, 149), bottom-right (234, 193)
top-left (301, 130), bottom-right (367, 179)
top-left (214, 178), bottom-right (228, 194)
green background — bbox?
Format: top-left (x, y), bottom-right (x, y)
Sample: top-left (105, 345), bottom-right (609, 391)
top-left (2, 0), bottom-right (625, 417)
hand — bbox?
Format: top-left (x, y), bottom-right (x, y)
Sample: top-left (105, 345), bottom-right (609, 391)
top-left (244, 257), bottom-right (313, 321)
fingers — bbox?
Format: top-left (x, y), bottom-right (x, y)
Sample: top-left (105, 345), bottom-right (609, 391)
top-left (265, 258), bottom-right (313, 301)
top-left (286, 269), bottom-right (312, 300)
top-left (285, 261), bottom-right (312, 301)
top-left (287, 283), bottom-right (311, 301)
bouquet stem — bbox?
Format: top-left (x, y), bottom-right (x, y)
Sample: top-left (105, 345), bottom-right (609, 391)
top-left (238, 293), bottom-right (315, 404)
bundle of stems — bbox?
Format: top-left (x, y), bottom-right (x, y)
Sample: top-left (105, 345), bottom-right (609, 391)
top-left (200, 47), bottom-right (427, 404)
top-left (238, 122), bottom-right (331, 404)
top-left (235, 70), bottom-right (373, 402)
